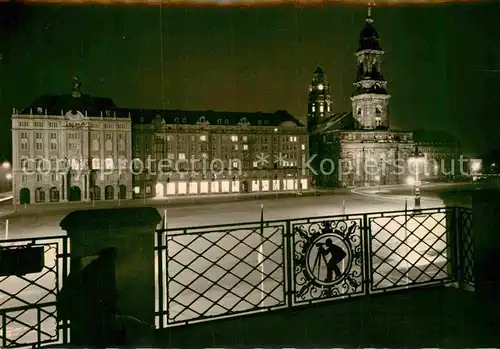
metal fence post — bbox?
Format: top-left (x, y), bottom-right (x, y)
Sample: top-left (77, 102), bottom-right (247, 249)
top-left (156, 230), bottom-right (164, 329)
top-left (362, 213), bottom-right (372, 295)
top-left (285, 220), bottom-right (293, 307)
top-left (61, 236), bottom-right (70, 344)
top-left (449, 207), bottom-right (461, 286)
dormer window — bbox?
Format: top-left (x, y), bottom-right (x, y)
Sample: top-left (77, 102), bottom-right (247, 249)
top-left (225, 119), bottom-right (229, 124)
top-left (264, 120), bottom-right (268, 125)
top-left (217, 119), bottom-right (222, 125)
top-left (174, 118), bottom-right (179, 123)
top-left (37, 107), bottom-right (43, 114)
top-left (182, 118), bottom-right (187, 123)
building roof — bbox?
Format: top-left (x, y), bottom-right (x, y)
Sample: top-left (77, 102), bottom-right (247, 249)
top-left (16, 91), bottom-right (303, 127)
top-left (117, 108), bottom-right (304, 127)
top-left (313, 112), bottom-right (355, 134)
top-left (411, 129), bottom-right (458, 144)
top-left (18, 94), bottom-right (119, 117)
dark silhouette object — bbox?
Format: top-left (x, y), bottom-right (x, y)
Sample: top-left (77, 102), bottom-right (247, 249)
top-left (316, 239), bottom-right (347, 282)
top-left (57, 247), bottom-right (128, 347)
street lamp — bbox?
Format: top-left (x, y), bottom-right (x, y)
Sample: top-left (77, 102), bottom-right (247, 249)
top-left (409, 147), bottom-right (425, 212)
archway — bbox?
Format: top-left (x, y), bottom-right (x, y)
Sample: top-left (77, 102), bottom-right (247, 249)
top-left (69, 186), bottom-right (81, 202)
top-left (105, 185), bottom-right (114, 200)
top-left (155, 183), bottom-right (164, 197)
top-left (119, 185), bottom-right (127, 200)
top-left (20, 188), bottom-right (30, 205)
top-left (35, 188), bottom-right (45, 203)
top-left (49, 187), bottom-right (59, 202)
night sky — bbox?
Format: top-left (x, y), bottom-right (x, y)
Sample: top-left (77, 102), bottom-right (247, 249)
top-left (1, 1), bottom-right (498, 159)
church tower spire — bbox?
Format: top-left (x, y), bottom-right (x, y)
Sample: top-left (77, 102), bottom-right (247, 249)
top-left (307, 64), bottom-right (332, 133)
top-left (351, 2), bottom-right (391, 130)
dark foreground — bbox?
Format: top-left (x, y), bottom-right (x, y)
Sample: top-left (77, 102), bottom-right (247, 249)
top-left (156, 287), bottom-right (500, 347)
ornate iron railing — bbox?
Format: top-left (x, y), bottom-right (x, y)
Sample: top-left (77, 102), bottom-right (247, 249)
top-left (0, 235), bottom-right (70, 348)
top-left (0, 207), bottom-right (474, 346)
top-left (155, 206), bottom-right (474, 328)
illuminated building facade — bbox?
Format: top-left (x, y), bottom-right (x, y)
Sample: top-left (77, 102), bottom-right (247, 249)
top-left (127, 110), bottom-right (310, 198)
top-left (11, 78), bottom-right (133, 204)
top-left (309, 7), bottom-right (460, 188)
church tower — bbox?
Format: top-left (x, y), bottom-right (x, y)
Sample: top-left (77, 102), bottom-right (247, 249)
top-left (308, 65), bottom-right (332, 133)
top-left (351, 5), bottom-right (390, 130)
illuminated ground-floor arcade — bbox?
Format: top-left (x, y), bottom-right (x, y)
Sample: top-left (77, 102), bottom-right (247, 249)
top-left (135, 177), bottom-right (310, 198)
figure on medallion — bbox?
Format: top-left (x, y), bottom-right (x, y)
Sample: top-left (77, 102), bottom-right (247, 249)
top-left (316, 238), bottom-right (347, 282)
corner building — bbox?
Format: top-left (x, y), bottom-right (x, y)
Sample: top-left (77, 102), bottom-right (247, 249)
top-left (127, 110), bottom-right (310, 198)
top-left (309, 8), bottom-right (460, 187)
top-left (11, 79), bottom-right (133, 205)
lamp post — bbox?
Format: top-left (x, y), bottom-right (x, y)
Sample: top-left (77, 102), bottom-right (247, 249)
top-left (409, 147), bottom-right (425, 213)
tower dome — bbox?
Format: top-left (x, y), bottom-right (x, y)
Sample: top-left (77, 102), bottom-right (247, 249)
top-left (357, 6), bottom-right (381, 52)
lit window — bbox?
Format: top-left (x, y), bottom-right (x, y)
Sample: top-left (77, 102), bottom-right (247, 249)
top-left (105, 158), bottom-right (114, 170)
top-left (231, 135), bottom-right (238, 142)
top-left (301, 144), bottom-right (306, 151)
top-left (320, 104), bottom-right (324, 113)
top-left (232, 160), bottom-right (239, 168)
top-left (274, 128), bottom-right (278, 132)
top-left (289, 136), bottom-right (297, 142)
top-left (179, 153), bottom-right (186, 160)
top-left (200, 135), bottom-right (207, 141)
top-left (92, 158), bottom-right (101, 169)
top-left (312, 105), bottom-right (315, 112)
top-left (134, 186), bottom-right (140, 194)
top-left (243, 144), bottom-right (248, 150)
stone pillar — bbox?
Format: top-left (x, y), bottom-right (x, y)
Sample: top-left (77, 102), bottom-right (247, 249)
top-left (472, 189), bottom-right (500, 300)
top-left (59, 207), bottom-right (161, 346)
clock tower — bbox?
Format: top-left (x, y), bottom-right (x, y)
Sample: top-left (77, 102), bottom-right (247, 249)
top-left (308, 65), bottom-right (332, 133)
top-left (351, 5), bottom-right (390, 130)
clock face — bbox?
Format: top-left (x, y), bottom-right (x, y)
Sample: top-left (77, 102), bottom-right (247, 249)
top-left (318, 84), bottom-right (324, 91)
